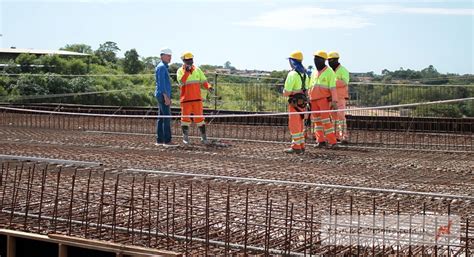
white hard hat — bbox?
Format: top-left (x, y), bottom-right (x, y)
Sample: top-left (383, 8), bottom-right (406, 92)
top-left (160, 47), bottom-right (172, 55)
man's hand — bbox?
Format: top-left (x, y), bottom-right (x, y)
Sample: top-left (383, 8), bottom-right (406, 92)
top-left (164, 95), bottom-right (171, 106)
top-left (208, 87), bottom-right (215, 94)
top-left (330, 101), bottom-right (338, 110)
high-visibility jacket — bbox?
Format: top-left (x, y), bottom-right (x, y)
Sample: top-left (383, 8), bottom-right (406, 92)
top-left (334, 65), bottom-right (350, 99)
top-left (284, 70), bottom-right (310, 96)
top-left (308, 66), bottom-right (338, 101)
top-left (176, 65), bottom-right (211, 103)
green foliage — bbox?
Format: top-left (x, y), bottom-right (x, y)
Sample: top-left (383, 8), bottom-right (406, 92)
top-left (224, 61), bottom-right (236, 71)
top-left (3, 60), bottom-right (21, 74)
top-left (12, 74), bottom-right (48, 96)
top-left (61, 44), bottom-right (93, 54)
top-left (3, 45), bottom-right (473, 118)
top-left (414, 104), bottom-right (463, 118)
top-left (95, 41), bottom-right (120, 64)
top-left (0, 84), bottom-right (6, 97)
top-left (69, 77), bottom-right (94, 92)
top-left (15, 53), bottom-right (37, 72)
top-left (44, 74), bottom-right (71, 94)
top-left (66, 59), bottom-right (88, 75)
top-left (123, 49), bottom-right (144, 74)
top-left (142, 56), bottom-right (160, 72)
top-left (36, 55), bottom-right (66, 73)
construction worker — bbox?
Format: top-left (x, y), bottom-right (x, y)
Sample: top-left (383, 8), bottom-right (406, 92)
top-left (283, 50), bottom-right (310, 154)
top-left (176, 51), bottom-right (213, 145)
top-left (155, 47), bottom-right (177, 147)
top-left (328, 51), bottom-right (350, 144)
top-left (308, 51), bottom-right (338, 149)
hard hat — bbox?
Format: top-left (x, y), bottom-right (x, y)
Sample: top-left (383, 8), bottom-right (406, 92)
top-left (328, 51), bottom-right (340, 59)
top-left (289, 50), bottom-right (303, 61)
top-left (160, 47), bottom-right (172, 55)
top-left (181, 51), bottom-right (194, 60)
top-left (314, 50), bottom-right (328, 60)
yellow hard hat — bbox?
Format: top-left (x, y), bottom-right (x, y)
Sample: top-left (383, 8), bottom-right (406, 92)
top-left (328, 51), bottom-right (340, 59)
top-left (181, 51), bottom-right (194, 60)
top-left (289, 50), bottom-right (303, 61)
top-left (314, 50), bottom-right (328, 60)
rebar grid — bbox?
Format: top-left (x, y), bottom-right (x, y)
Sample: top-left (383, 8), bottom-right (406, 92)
top-left (0, 160), bottom-right (472, 256)
top-left (1, 111), bottom-right (473, 151)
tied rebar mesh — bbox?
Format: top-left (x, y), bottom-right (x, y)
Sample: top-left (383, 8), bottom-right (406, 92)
top-left (0, 161), bottom-right (472, 256)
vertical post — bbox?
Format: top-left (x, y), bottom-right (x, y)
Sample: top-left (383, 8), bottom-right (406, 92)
top-left (155, 180), bottom-right (161, 246)
top-left (225, 185), bottom-right (230, 256)
top-left (244, 188), bottom-right (249, 255)
top-left (67, 170), bottom-right (77, 236)
top-left (7, 235), bottom-right (16, 257)
top-left (52, 167), bottom-right (61, 233)
top-left (214, 73), bottom-right (218, 110)
top-left (37, 166), bottom-right (47, 233)
top-left (112, 174), bottom-right (120, 242)
top-left (466, 218), bottom-right (469, 257)
top-left (58, 244), bottom-right (68, 257)
top-left (205, 184), bottom-right (210, 255)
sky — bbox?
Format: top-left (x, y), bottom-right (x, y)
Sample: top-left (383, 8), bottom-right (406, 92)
top-left (1, 0), bottom-right (473, 74)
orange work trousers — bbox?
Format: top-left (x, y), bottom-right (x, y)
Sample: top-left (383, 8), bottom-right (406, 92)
top-left (331, 98), bottom-right (348, 140)
top-left (310, 98), bottom-right (337, 145)
top-left (181, 101), bottom-right (205, 127)
top-left (288, 104), bottom-right (305, 150)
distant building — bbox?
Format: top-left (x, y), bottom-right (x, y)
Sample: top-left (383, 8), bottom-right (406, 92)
top-left (351, 72), bottom-right (374, 83)
top-left (215, 68), bottom-right (231, 74)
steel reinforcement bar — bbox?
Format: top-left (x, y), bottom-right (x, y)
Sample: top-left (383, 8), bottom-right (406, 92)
top-left (0, 160), bottom-right (473, 255)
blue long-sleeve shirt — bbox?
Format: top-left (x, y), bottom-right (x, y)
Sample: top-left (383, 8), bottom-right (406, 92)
top-left (155, 62), bottom-right (171, 99)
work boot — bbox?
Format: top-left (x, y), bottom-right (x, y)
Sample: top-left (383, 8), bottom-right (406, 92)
top-left (327, 143), bottom-right (339, 150)
top-left (182, 126), bottom-right (190, 145)
top-left (284, 148), bottom-right (304, 154)
top-left (315, 141), bottom-right (327, 148)
top-left (199, 125), bottom-right (209, 144)
top-left (340, 140), bottom-right (349, 145)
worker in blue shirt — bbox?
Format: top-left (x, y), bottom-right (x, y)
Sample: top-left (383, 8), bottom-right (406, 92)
top-left (155, 47), bottom-right (177, 147)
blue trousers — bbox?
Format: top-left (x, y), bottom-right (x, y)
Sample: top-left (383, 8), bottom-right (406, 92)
top-left (156, 96), bottom-right (172, 143)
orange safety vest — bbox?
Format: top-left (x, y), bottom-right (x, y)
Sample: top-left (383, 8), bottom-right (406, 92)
top-left (176, 66), bottom-right (211, 103)
top-left (308, 66), bottom-right (337, 101)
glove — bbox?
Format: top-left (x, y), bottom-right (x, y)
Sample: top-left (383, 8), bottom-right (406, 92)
top-left (331, 101), bottom-right (338, 110)
top-left (208, 87), bottom-right (215, 94)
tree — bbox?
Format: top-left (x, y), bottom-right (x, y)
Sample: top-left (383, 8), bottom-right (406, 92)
top-left (224, 61), bottom-right (236, 71)
top-left (36, 54), bottom-right (66, 73)
top-left (44, 74), bottom-right (71, 94)
top-left (420, 65), bottom-right (439, 78)
top-left (3, 60), bottom-right (21, 74)
top-left (168, 63), bottom-right (181, 79)
top-left (123, 49), bottom-right (144, 74)
top-left (13, 74), bottom-right (48, 96)
top-left (15, 53), bottom-right (37, 72)
top-left (67, 59), bottom-right (88, 75)
top-left (142, 56), bottom-right (161, 71)
top-left (95, 41), bottom-right (120, 64)
top-left (61, 44), bottom-right (93, 54)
